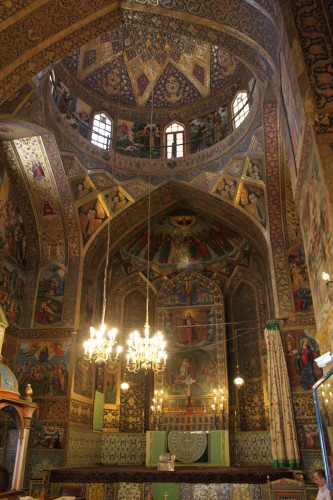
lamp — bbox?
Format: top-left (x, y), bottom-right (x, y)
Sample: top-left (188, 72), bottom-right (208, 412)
top-left (322, 271), bottom-right (333, 286)
top-left (83, 209), bottom-right (123, 365)
top-left (125, 73), bottom-right (167, 373)
top-left (233, 330), bottom-right (244, 388)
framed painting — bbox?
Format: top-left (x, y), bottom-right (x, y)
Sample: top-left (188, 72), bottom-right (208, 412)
top-left (30, 479), bottom-right (44, 498)
top-left (104, 364), bottom-right (120, 407)
top-left (17, 339), bottom-right (71, 398)
top-left (72, 350), bottom-right (94, 401)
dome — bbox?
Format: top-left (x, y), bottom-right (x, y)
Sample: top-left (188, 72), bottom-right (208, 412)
top-left (0, 362), bottom-right (20, 400)
top-left (60, 25), bottom-right (246, 111)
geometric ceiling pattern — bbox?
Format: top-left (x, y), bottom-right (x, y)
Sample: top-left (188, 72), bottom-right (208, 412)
top-left (63, 25), bottom-right (244, 108)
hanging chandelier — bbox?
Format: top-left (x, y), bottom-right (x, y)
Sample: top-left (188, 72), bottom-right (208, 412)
top-left (126, 71), bottom-right (167, 373)
top-left (83, 208), bottom-right (122, 365)
top-left (125, 185), bottom-right (167, 372)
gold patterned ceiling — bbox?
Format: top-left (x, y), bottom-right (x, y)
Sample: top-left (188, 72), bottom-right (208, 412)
top-left (61, 25), bottom-right (245, 109)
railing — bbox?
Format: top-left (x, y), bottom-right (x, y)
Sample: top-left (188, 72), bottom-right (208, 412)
top-left (50, 73), bottom-right (256, 160)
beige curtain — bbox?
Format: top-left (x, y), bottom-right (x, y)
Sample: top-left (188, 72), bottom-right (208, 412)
top-left (264, 321), bottom-right (300, 467)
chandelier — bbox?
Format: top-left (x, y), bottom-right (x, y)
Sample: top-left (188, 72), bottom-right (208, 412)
top-left (126, 73), bottom-right (167, 373)
top-left (126, 185), bottom-right (167, 372)
top-left (83, 208), bottom-right (122, 365)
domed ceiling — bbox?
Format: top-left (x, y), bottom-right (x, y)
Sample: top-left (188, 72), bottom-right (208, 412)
top-left (61, 25), bottom-right (245, 109)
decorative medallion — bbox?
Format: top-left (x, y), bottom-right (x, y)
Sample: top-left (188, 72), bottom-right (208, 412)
top-left (168, 431), bottom-right (207, 463)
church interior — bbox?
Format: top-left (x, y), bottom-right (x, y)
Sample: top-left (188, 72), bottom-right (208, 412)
top-left (0, 1), bottom-right (333, 499)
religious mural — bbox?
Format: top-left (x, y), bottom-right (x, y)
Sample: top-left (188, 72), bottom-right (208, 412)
top-left (73, 353), bottom-right (94, 400)
top-left (30, 422), bottom-right (65, 449)
top-left (71, 176), bottom-right (94, 201)
top-left (239, 183), bottom-right (266, 227)
top-left (104, 187), bottom-right (131, 214)
top-left (34, 265), bottom-right (65, 327)
top-left (189, 105), bottom-right (229, 153)
top-left (78, 198), bottom-right (107, 246)
top-left (0, 260), bottom-right (25, 325)
top-left (104, 365), bottom-right (120, 407)
top-left (116, 120), bottom-right (161, 158)
top-left (79, 274), bottom-right (95, 331)
top-left (17, 340), bottom-right (71, 397)
top-left (158, 273), bottom-right (223, 400)
top-left (288, 245), bottom-right (313, 312)
top-left (244, 158), bottom-right (264, 183)
top-left (52, 78), bottom-right (91, 138)
top-left (0, 170), bottom-right (27, 267)
top-left (280, 50), bottom-right (306, 170)
top-left (0, 82), bottom-right (33, 114)
top-left (122, 211), bottom-right (248, 273)
top-left (283, 330), bottom-right (322, 391)
top-left (212, 177), bottom-right (238, 201)
top-left (299, 153), bottom-right (333, 326)
top-left (297, 423), bottom-right (320, 450)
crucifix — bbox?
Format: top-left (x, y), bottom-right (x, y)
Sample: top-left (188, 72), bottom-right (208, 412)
top-left (182, 374), bottom-right (196, 407)
top-left (163, 493), bottom-right (169, 499)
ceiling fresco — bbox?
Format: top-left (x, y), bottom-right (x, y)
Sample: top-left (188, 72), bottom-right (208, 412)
top-left (120, 209), bottom-right (250, 275)
top-left (62, 26), bottom-right (244, 109)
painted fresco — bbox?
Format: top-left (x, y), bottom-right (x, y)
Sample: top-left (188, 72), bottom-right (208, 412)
top-left (30, 422), bottom-right (65, 449)
top-left (80, 274), bottom-right (95, 330)
top-left (289, 245), bottom-right (313, 312)
top-left (52, 79), bottom-right (91, 138)
top-left (239, 183), bottom-right (266, 227)
top-left (164, 347), bottom-right (218, 397)
top-left (299, 154), bottom-right (333, 324)
top-left (71, 177), bottom-right (94, 200)
top-left (0, 83), bottom-right (33, 114)
top-left (244, 158), bottom-right (264, 182)
top-left (282, 330), bottom-right (322, 391)
top-left (158, 274), bottom-right (222, 399)
top-left (73, 353), bottom-right (94, 400)
top-left (280, 50), bottom-right (306, 170)
top-left (34, 265), bottom-right (65, 327)
top-left (297, 423), bottom-right (320, 450)
top-left (163, 306), bottom-right (217, 347)
top-left (78, 198), bottom-right (107, 245)
top-left (212, 177), bottom-right (237, 201)
top-left (17, 340), bottom-right (71, 397)
top-left (189, 105), bottom-right (229, 153)
top-left (104, 187), bottom-right (131, 214)
top-left (0, 260), bottom-right (25, 325)
top-left (104, 365), bottom-right (120, 407)
top-left (116, 120), bottom-right (161, 158)
top-left (0, 171), bottom-right (27, 267)
top-left (122, 211), bottom-right (248, 271)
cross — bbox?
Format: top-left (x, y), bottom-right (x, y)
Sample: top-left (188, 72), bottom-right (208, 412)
top-left (163, 492), bottom-right (169, 499)
top-left (182, 375), bottom-right (195, 399)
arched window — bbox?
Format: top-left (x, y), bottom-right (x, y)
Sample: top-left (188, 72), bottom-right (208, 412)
top-left (91, 113), bottom-right (112, 150)
top-left (232, 91), bottom-right (249, 129)
top-left (165, 122), bottom-right (185, 159)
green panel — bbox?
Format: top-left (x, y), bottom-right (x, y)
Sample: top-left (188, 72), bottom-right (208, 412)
top-left (152, 482), bottom-right (180, 500)
top-left (146, 431), bottom-right (168, 465)
top-left (208, 430), bottom-right (230, 465)
top-left (93, 390), bottom-right (104, 431)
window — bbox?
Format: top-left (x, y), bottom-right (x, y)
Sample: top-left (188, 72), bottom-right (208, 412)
top-left (91, 113), bottom-right (112, 150)
top-left (232, 91), bottom-right (249, 129)
top-left (165, 123), bottom-right (184, 159)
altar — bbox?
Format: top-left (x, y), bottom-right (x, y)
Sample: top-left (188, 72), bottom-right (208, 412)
top-left (146, 430), bottom-right (229, 466)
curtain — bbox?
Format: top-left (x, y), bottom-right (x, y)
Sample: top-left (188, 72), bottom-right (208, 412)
top-left (264, 321), bottom-right (300, 467)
